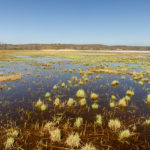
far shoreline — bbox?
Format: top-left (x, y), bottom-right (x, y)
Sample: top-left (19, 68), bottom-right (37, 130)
top-left (0, 49), bottom-right (150, 54)
top-left (41, 49), bottom-right (150, 53)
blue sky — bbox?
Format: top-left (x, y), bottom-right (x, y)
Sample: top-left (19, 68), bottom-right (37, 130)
top-left (0, 0), bottom-right (150, 45)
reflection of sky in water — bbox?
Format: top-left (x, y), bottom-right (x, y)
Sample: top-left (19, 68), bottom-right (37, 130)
top-left (0, 56), bottom-right (150, 116)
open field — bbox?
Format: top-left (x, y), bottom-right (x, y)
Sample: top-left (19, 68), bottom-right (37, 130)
top-left (0, 50), bottom-right (150, 150)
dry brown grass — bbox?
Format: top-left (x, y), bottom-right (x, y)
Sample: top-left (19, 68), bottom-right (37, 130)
top-left (87, 66), bottom-right (150, 77)
top-left (0, 73), bottom-right (22, 82)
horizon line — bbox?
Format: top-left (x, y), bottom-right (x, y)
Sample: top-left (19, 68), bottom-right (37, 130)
top-left (1, 43), bottom-right (150, 47)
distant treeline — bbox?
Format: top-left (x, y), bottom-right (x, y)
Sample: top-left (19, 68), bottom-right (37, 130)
top-left (0, 43), bottom-right (150, 50)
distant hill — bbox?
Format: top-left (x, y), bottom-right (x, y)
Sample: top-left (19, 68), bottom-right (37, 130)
top-left (0, 43), bottom-right (150, 50)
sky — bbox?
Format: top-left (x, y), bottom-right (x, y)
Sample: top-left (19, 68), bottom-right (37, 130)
top-left (0, 0), bottom-right (150, 46)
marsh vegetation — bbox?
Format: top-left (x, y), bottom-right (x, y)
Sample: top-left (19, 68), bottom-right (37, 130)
top-left (0, 50), bottom-right (150, 150)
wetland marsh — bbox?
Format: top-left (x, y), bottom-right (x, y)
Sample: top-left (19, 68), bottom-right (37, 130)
top-left (0, 50), bottom-right (150, 150)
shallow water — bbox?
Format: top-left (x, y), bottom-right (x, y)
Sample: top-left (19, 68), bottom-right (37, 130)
top-left (0, 55), bottom-right (150, 116)
top-left (0, 52), bottom-right (150, 149)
